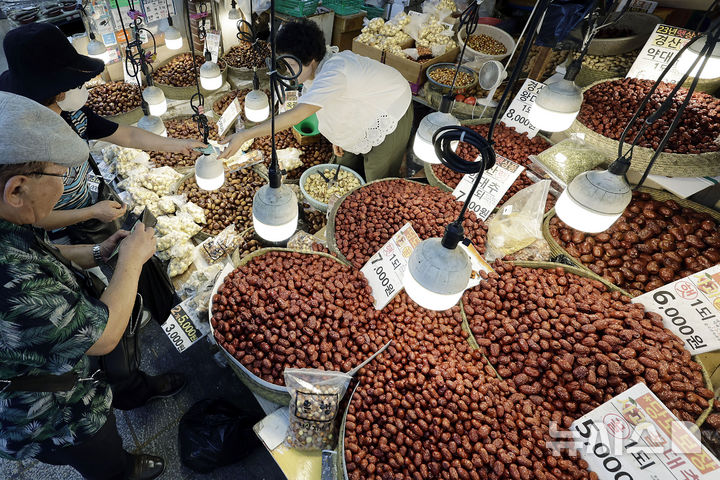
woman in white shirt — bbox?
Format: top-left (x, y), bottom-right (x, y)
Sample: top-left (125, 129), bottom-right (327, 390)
top-left (219, 20), bottom-right (413, 181)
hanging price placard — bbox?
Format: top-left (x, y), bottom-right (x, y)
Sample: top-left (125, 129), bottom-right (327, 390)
top-left (632, 265), bottom-right (720, 355)
top-left (501, 78), bottom-right (545, 138)
top-left (205, 32), bottom-right (221, 63)
top-left (142, 0), bottom-right (176, 23)
top-left (361, 223), bottom-right (421, 310)
top-left (217, 98), bottom-right (242, 137)
top-left (451, 155), bottom-right (525, 221)
top-left (626, 24), bottom-right (700, 84)
top-left (564, 383), bottom-right (720, 479)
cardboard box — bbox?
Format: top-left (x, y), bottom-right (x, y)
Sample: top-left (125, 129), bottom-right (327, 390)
top-left (333, 29), bottom-right (362, 51)
top-left (384, 45), bottom-right (460, 84)
top-left (352, 36), bottom-right (385, 62)
top-left (333, 11), bottom-right (366, 33)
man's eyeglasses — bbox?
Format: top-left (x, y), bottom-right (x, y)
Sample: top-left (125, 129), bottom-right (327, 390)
top-left (25, 170), bottom-right (78, 186)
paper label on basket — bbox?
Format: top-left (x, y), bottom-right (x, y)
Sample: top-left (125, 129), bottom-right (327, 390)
top-left (205, 32), bottom-right (221, 63)
top-left (361, 222), bottom-right (421, 310)
top-left (631, 265), bottom-right (720, 355)
top-left (564, 383), bottom-right (720, 479)
top-left (452, 155), bottom-right (525, 221)
top-left (217, 98), bottom-right (241, 137)
top-left (626, 24), bottom-right (700, 84)
top-left (502, 78), bottom-right (546, 138)
top-left (124, 65), bottom-right (141, 86)
top-left (615, 0), bottom-right (657, 14)
top-left (162, 300), bottom-right (209, 353)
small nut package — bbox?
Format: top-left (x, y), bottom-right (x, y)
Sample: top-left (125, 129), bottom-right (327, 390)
top-left (284, 368), bottom-right (352, 451)
top-left (531, 133), bottom-right (609, 186)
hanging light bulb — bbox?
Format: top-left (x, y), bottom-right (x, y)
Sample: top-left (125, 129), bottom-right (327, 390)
top-left (195, 153), bottom-right (225, 191)
top-left (164, 25), bottom-right (183, 50)
top-left (245, 72), bottom-right (270, 122)
top-left (555, 159), bottom-right (632, 233)
top-left (252, 183), bottom-right (299, 242)
top-left (200, 59), bottom-right (223, 91)
top-left (528, 78), bottom-right (583, 132)
top-left (137, 115), bottom-right (167, 137)
top-left (413, 96), bottom-right (459, 164)
top-left (142, 86), bottom-right (167, 116)
top-left (87, 37), bottom-right (107, 60)
top-left (228, 0), bottom-right (241, 19)
top-left (403, 223), bottom-right (472, 311)
top-left (677, 35), bottom-right (720, 79)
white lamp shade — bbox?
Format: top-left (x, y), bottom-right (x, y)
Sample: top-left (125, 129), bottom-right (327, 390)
top-left (87, 39), bottom-right (107, 59)
top-left (200, 62), bottom-right (223, 91)
top-left (245, 89), bottom-right (270, 122)
top-left (195, 154), bottom-right (225, 191)
top-left (137, 115), bottom-right (167, 137)
top-left (529, 79), bottom-right (582, 132)
top-left (677, 36), bottom-right (720, 79)
top-left (228, 7), bottom-right (241, 19)
top-left (164, 26), bottom-right (183, 50)
top-left (252, 184), bottom-right (298, 242)
top-left (403, 238), bottom-right (472, 311)
top-left (555, 169), bottom-right (632, 233)
top-left (413, 111), bottom-right (460, 164)
top-left (142, 86), bottom-right (167, 116)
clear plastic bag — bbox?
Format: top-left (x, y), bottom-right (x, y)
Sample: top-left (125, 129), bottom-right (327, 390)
top-left (533, 133), bottom-right (610, 186)
top-left (285, 369), bottom-right (352, 451)
top-left (485, 180), bottom-right (551, 262)
top-left (197, 225), bottom-right (240, 265)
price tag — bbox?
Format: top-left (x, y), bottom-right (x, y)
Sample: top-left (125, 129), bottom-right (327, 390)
top-left (87, 173), bottom-right (101, 194)
top-left (451, 155), bottom-right (525, 221)
top-left (561, 383), bottom-right (720, 479)
top-left (631, 265), bottom-right (720, 354)
top-left (205, 32), bottom-right (221, 63)
top-left (627, 24), bottom-right (700, 84)
top-left (217, 98), bottom-right (242, 137)
top-left (162, 302), bottom-right (208, 352)
top-left (501, 78), bottom-right (546, 138)
top-left (361, 223), bottom-right (421, 310)
top-left (615, 0), bottom-right (657, 13)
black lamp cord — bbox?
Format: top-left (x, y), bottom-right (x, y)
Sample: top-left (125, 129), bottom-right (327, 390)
top-left (446, 1), bottom-right (481, 98)
top-left (79, 6), bottom-right (98, 42)
top-left (184, 0), bottom-right (210, 143)
top-left (266, 0), bottom-right (302, 188)
top-left (616, 17), bottom-right (720, 189)
top-left (114, 0), bottom-right (157, 117)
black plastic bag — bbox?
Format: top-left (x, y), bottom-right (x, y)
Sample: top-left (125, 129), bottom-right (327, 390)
top-left (178, 398), bottom-right (263, 473)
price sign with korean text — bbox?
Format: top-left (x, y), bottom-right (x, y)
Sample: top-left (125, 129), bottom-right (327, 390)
top-left (501, 78), bottom-right (546, 138)
top-left (627, 24), bottom-right (700, 84)
top-left (361, 223), bottom-right (421, 310)
top-left (632, 265), bottom-right (720, 355)
top-left (563, 383), bottom-right (720, 479)
top-left (615, 0), bottom-right (657, 13)
top-left (217, 98), bottom-right (242, 137)
top-left (162, 301), bottom-right (209, 352)
top-left (452, 155), bottom-right (525, 221)
top-left (205, 32), bottom-right (221, 63)
top-left (142, 0), bottom-right (176, 23)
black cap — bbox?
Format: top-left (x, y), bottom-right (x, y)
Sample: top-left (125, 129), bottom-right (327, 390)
top-left (0, 23), bottom-right (104, 103)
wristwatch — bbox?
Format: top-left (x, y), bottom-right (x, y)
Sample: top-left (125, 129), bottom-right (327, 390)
top-left (92, 244), bottom-right (105, 266)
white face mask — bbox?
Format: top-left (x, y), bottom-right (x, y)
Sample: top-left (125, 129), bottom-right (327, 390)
top-left (56, 85), bottom-right (89, 112)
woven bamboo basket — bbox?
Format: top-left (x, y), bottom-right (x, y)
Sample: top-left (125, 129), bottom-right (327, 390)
top-left (542, 187), bottom-right (720, 297)
top-left (209, 247), bottom-right (352, 404)
top-left (572, 78), bottom-right (720, 177)
top-left (154, 53), bottom-right (228, 100)
top-left (462, 260), bottom-right (714, 427)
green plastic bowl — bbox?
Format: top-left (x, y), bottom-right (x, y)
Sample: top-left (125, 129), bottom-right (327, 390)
top-left (293, 113), bottom-right (320, 136)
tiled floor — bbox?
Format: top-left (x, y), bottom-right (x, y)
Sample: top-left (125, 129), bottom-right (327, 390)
top-left (1, 321), bottom-right (286, 480)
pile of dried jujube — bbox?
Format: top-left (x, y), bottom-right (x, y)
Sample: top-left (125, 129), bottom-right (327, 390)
top-left (578, 78), bottom-right (720, 154)
top-left (146, 117), bottom-right (220, 168)
top-left (87, 82), bottom-right (142, 116)
top-left (431, 122), bottom-right (554, 211)
top-left (333, 179), bottom-right (488, 268)
top-left (549, 191), bottom-right (720, 295)
top-left (464, 264), bottom-right (713, 424)
top-left (211, 251), bottom-right (385, 384)
top-left (154, 53), bottom-right (226, 87)
top-left (221, 41), bottom-right (270, 69)
top-left (178, 168), bottom-right (265, 236)
top-left (251, 128), bottom-right (333, 180)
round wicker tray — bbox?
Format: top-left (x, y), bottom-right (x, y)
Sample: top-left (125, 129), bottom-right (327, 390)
top-left (154, 53), bottom-right (229, 100)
